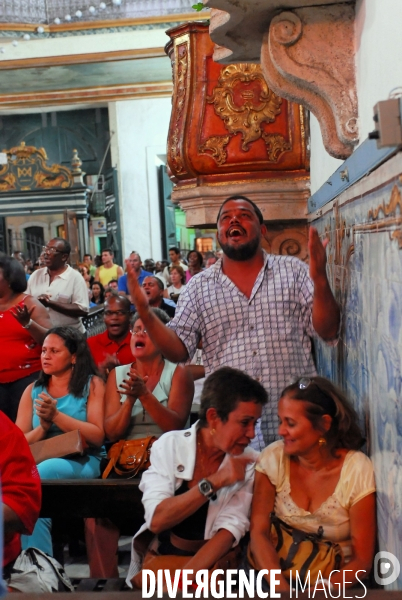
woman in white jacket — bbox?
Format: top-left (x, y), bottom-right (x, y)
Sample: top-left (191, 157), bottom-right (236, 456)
top-left (127, 366), bottom-right (268, 587)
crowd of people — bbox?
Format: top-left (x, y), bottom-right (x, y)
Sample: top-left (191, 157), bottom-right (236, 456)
top-left (0, 195), bottom-right (377, 593)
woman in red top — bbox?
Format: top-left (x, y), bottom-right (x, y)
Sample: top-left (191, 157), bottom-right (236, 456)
top-left (0, 255), bottom-right (51, 422)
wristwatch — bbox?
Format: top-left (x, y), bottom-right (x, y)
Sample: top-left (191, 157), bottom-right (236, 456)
top-left (23, 319), bottom-right (33, 329)
top-left (198, 478), bottom-right (217, 500)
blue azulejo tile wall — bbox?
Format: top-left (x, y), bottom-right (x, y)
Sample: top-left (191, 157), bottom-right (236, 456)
top-left (312, 151), bottom-right (402, 589)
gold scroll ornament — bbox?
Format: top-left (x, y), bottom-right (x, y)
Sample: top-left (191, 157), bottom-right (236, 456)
top-left (200, 64), bottom-right (291, 165)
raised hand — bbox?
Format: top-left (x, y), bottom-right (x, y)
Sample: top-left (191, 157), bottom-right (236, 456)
top-left (9, 302), bottom-right (33, 328)
top-left (308, 226), bottom-right (329, 284)
top-left (125, 259), bottom-right (149, 314)
top-left (98, 353), bottom-right (120, 377)
top-left (210, 455), bottom-right (254, 490)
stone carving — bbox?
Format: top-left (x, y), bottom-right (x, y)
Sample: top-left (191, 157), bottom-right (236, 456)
top-left (261, 5), bottom-right (358, 160)
top-left (169, 42), bottom-right (189, 176)
top-left (200, 63), bottom-right (292, 165)
top-left (271, 229), bottom-right (308, 261)
top-left (205, 0), bottom-right (358, 160)
top-left (0, 142), bottom-right (73, 191)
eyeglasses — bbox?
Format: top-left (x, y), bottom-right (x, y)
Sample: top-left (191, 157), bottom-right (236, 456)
top-left (104, 310), bottom-right (129, 317)
top-left (132, 328), bottom-right (148, 336)
top-left (42, 245), bottom-right (63, 255)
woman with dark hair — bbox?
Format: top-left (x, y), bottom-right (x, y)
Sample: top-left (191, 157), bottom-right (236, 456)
top-left (16, 326), bottom-right (105, 555)
top-left (126, 366), bottom-right (268, 588)
top-left (249, 376), bottom-right (376, 593)
top-left (0, 255), bottom-right (52, 422)
top-left (90, 280), bottom-right (105, 305)
top-left (186, 250), bottom-right (204, 282)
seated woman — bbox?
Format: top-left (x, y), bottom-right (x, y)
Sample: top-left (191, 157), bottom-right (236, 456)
top-left (16, 326), bottom-right (105, 555)
top-left (126, 366), bottom-right (268, 588)
top-left (249, 376), bottom-right (376, 593)
top-left (104, 307), bottom-right (194, 441)
top-left (86, 307), bottom-right (194, 578)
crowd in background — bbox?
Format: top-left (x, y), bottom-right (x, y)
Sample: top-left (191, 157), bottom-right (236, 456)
top-left (0, 197), bottom-right (377, 594)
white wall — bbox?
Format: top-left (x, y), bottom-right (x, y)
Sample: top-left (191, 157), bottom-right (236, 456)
top-left (311, 0), bottom-right (402, 194)
top-left (355, 0), bottom-right (402, 142)
top-left (309, 114), bottom-right (343, 194)
top-left (108, 97), bottom-right (172, 261)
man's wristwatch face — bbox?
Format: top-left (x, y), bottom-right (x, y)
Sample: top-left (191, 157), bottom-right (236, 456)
top-left (198, 478), bottom-right (214, 498)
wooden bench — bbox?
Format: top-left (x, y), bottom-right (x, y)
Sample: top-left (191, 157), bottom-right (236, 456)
top-left (40, 478), bottom-right (143, 521)
top-left (41, 478), bottom-right (145, 564)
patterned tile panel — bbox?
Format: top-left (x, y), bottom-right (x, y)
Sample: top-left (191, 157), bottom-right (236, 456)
top-left (313, 155), bottom-right (402, 589)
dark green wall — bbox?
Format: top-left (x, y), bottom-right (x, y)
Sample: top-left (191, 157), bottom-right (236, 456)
top-left (0, 107), bottom-right (111, 176)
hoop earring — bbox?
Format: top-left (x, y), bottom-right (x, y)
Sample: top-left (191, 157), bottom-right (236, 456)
top-left (318, 437), bottom-right (326, 447)
top-left (71, 364), bottom-right (75, 370)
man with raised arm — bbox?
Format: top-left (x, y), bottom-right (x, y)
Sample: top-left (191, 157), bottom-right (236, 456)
top-left (126, 196), bottom-right (340, 448)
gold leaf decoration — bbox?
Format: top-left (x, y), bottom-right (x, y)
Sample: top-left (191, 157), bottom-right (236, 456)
top-left (199, 135), bottom-right (231, 166)
top-left (262, 133), bottom-right (292, 162)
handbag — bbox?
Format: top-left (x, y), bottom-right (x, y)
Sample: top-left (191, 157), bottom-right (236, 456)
top-left (6, 547), bottom-right (74, 593)
top-left (101, 436), bottom-right (156, 479)
top-left (30, 430), bottom-right (88, 465)
top-left (248, 512), bottom-right (342, 583)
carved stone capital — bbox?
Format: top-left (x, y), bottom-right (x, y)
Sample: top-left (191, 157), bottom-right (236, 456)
top-left (173, 178), bottom-right (310, 227)
top-left (261, 5), bottom-right (358, 159)
top-left (205, 0), bottom-right (358, 159)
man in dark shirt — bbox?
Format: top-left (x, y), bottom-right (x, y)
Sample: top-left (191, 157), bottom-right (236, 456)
top-left (87, 295), bottom-right (133, 377)
top-left (142, 276), bottom-right (175, 319)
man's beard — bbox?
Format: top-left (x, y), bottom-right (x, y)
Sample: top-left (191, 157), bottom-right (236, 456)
top-left (219, 235), bottom-right (260, 261)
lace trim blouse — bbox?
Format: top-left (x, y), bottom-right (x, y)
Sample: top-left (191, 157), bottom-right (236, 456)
top-left (256, 440), bottom-right (375, 557)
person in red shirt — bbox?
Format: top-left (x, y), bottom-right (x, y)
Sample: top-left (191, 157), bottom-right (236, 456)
top-left (87, 295), bottom-right (133, 378)
top-left (0, 410), bottom-right (41, 571)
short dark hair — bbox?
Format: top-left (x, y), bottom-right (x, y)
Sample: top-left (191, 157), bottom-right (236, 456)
top-left (51, 237), bottom-right (71, 255)
top-left (281, 376), bottom-right (365, 453)
top-left (216, 195), bottom-right (264, 224)
top-left (144, 276), bottom-right (164, 291)
top-left (35, 326), bottom-right (98, 397)
top-left (198, 367), bottom-right (268, 427)
top-left (102, 248), bottom-right (113, 255)
top-left (0, 254), bottom-right (27, 293)
top-left (108, 279), bottom-right (118, 285)
top-left (169, 246), bottom-right (180, 255)
top-left (84, 253), bottom-right (92, 260)
top-left (104, 294), bottom-right (131, 312)
top-left (132, 307), bottom-right (170, 326)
